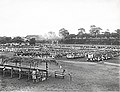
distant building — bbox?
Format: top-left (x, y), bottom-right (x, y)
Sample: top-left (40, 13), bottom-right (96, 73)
top-left (25, 35), bottom-right (45, 41)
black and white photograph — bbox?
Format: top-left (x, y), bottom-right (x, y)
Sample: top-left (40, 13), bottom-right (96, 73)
top-left (0, 0), bottom-right (120, 92)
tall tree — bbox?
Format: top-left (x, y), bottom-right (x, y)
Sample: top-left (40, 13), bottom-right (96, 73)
top-left (115, 29), bottom-right (120, 34)
top-left (78, 28), bottom-right (85, 35)
top-left (59, 28), bottom-right (69, 38)
top-left (115, 29), bottom-right (120, 38)
top-left (89, 25), bottom-right (102, 37)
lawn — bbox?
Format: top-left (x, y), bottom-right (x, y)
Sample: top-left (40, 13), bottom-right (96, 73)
top-left (0, 51), bottom-right (119, 92)
top-left (0, 57), bottom-right (119, 92)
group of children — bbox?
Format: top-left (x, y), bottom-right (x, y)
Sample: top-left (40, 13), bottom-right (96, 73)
top-left (87, 53), bottom-right (105, 62)
top-left (32, 69), bottom-right (46, 83)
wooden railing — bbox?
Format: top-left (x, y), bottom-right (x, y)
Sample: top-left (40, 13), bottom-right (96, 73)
top-left (0, 64), bottom-right (47, 80)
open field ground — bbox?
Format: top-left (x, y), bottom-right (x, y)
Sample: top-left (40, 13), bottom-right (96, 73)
top-left (0, 55), bottom-right (120, 92)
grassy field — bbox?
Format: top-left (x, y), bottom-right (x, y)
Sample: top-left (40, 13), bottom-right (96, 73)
top-left (0, 51), bottom-right (120, 92)
top-left (0, 61), bottom-right (119, 92)
top-left (104, 56), bottom-right (120, 64)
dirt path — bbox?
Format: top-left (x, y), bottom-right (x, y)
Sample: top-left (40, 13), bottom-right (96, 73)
top-left (58, 59), bottom-right (120, 67)
top-left (104, 62), bottom-right (120, 67)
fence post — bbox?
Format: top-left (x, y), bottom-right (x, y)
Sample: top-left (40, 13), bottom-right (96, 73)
top-left (46, 62), bottom-right (48, 79)
top-left (11, 67), bottom-right (13, 78)
top-left (28, 68), bottom-right (30, 81)
top-left (18, 68), bottom-right (21, 79)
top-left (3, 66), bottom-right (5, 77)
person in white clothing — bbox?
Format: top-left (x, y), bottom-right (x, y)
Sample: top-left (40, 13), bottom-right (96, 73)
top-left (32, 70), bottom-right (36, 83)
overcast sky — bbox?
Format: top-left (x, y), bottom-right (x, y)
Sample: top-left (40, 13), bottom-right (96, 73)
top-left (0, 0), bottom-right (120, 37)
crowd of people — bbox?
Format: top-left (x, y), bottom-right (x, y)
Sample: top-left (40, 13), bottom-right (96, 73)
top-left (1, 43), bottom-right (120, 62)
top-left (0, 43), bottom-right (120, 84)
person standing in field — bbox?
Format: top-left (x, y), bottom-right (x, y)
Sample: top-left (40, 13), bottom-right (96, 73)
top-left (32, 70), bottom-right (37, 83)
top-left (36, 69), bottom-right (40, 82)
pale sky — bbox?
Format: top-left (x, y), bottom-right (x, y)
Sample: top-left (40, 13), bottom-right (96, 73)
top-left (0, 0), bottom-right (120, 37)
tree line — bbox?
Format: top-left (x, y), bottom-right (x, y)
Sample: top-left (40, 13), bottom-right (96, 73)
top-left (0, 25), bottom-right (120, 45)
top-left (59, 25), bottom-right (120, 45)
top-left (0, 36), bottom-right (36, 45)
